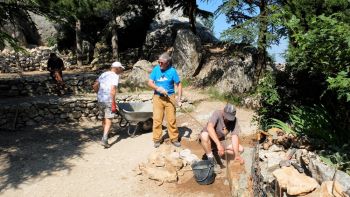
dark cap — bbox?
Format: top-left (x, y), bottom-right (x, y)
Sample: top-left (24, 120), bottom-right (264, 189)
top-left (223, 103), bottom-right (236, 121)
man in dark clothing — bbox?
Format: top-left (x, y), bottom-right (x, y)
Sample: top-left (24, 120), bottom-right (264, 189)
top-left (47, 53), bottom-right (66, 95)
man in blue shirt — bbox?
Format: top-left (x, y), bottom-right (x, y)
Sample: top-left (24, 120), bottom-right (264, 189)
top-left (148, 53), bottom-right (183, 148)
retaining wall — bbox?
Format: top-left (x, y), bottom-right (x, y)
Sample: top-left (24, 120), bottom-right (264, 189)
top-left (0, 93), bottom-right (153, 130)
top-left (0, 72), bottom-right (98, 97)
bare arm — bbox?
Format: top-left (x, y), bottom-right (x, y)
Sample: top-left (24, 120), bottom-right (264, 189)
top-left (148, 79), bottom-right (158, 90)
top-left (207, 122), bottom-right (224, 155)
top-left (231, 134), bottom-right (240, 158)
top-left (175, 82), bottom-right (182, 99)
top-left (110, 85), bottom-right (116, 101)
top-left (92, 80), bottom-right (99, 93)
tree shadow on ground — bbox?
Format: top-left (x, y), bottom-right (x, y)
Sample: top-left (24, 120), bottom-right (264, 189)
top-left (0, 123), bottom-right (101, 192)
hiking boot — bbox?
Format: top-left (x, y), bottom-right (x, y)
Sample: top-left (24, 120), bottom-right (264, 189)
top-left (101, 138), bottom-right (110, 148)
top-left (208, 157), bottom-right (222, 174)
top-left (172, 141), bottom-right (181, 147)
top-left (154, 141), bottom-right (161, 148)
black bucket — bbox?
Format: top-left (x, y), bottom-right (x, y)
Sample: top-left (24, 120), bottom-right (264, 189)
top-left (191, 160), bottom-right (215, 185)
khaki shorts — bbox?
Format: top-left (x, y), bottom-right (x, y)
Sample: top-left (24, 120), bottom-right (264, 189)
top-left (98, 102), bottom-right (115, 119)
top-left (199, 131), bottom-right (232, 151)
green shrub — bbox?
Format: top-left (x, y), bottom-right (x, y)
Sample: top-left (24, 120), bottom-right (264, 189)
top-left (269, 118), bottom-right (296, 135)
top-left (268, 105), bottom-right (336, 143)
top-left (47, 36), bottom-right (58, 47)
top-left (327, 68), bottom-right (350, 102)
top-left (320, 144), bottom-right (350, 175)
top-left (255, 72), bottom-right (284, 130)
top-left (289, 105), bottom-right (335, 143)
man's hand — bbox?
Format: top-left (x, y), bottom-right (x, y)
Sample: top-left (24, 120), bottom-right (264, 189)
top-left (234, 155), bottom-right (245, 165)
top-left (156, 87), bottom-right (168, 96)
top-left (217, 143), bottom-right (225, 156)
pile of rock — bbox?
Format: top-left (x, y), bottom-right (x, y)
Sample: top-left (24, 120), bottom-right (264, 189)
top-left (134, 143), bottom-right (198, 185)
top-left (256, 128), bottom-right (350, 196)
top-left (0, 47), bottom-right (75, 73)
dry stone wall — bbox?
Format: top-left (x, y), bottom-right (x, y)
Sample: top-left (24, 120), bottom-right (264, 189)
top-left (0, 93), bottom-right (153, 130)
top-left (0, 47), bottom-right (76, 73)
top-left (0, 73), bottom-right (98, 97)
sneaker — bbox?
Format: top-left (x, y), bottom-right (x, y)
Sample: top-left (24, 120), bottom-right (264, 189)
top-left (208, 157), bottom-right (222, 174)
top-left (172, 141), bottom-right (181, 147)
top-left (154, 141), bottom-right (161, 148)
top-left (101, 138), bottom-right (110, 148)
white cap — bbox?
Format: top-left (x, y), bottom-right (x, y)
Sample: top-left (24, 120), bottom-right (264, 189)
top-left (111, 61), bottom-right (125, 69)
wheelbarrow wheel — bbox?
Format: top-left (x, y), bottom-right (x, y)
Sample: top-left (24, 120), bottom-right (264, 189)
top-left (140, 118), bottom-right (153, 133)
top-left (127, 123), bottom-right (140, 138)
top-left (118, 116), bottom-right (129, 128)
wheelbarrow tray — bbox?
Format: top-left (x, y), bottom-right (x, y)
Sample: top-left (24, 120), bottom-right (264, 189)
top-left (117, 102), bottom-right (153, 122)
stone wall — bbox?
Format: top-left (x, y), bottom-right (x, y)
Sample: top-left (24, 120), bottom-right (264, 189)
top-left (0, 47), bottom-right (76, 73)
top-left (0, 72), bottom-right (98, 97)
top-left (0, 93), bottom-right (153, 129)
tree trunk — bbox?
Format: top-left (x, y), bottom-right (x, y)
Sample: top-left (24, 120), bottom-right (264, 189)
top-left (188, 0), bottom-right (196, 34)
top-left (76, 19), bottom-right (83, 67)
top-left (111, 20), bottom-right (119, 60)
top-left (256, 0), bottom-right (268, 82)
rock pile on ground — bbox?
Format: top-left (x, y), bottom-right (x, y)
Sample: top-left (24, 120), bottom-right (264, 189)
top-left (134, 142), bottom-right (198, 185)
top-left (256, 128), bottom-right (350, 196)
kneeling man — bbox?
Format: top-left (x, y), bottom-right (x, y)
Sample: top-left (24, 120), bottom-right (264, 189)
top-left (199, 103), bottom-right (244, 168)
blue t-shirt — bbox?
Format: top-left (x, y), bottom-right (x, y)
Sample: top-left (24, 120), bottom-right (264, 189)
top-left (149, 65), bottom-right (180, 96)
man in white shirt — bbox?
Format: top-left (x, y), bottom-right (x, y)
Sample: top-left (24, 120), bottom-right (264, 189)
top-left (93, 61), bottom-right (125, 148)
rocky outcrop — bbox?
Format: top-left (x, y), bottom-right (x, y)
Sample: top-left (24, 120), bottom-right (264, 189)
top-left (194, 44), bottom-right (256, 94)
top-left (172, 29), bottom-right (202, 77)
top-left (143, 7), bottom-right (218, 61)
top-left (125, 60), bottom-right (153, 88)
top-left (29, 12), bottom-right (58, 45)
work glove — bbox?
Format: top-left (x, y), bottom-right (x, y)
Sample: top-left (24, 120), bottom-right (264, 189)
top-left (156, 87), bottom-right (168, 96)
top-left (111, 100), bottom-right (117, 113)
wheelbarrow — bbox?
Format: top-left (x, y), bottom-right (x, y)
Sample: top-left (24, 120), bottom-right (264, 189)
top-left (116, 102), bottom-right (153, 137)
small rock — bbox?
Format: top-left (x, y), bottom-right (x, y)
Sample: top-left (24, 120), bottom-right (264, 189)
top-left (269, 144), bottom-right (283, 152)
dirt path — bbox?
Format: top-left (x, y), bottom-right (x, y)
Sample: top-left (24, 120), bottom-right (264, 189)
top-left (0, 91), bottom-right (257, 197)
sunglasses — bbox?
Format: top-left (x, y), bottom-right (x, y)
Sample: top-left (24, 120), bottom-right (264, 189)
top-left (158, 60), bottom-right (167, 64)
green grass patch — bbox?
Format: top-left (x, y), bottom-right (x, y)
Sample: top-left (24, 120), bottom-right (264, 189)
top-left (206, 86), bottom-right (242, 105)
top-left (181, 78), bottom-right (192, 88)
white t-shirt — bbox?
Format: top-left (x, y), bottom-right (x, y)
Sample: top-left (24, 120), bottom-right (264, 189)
top-left (97, 71), bottom-right (119, 103)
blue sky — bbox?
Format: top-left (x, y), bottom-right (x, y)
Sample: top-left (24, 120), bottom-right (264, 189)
top-left (198, 1), bottom-right (287, 63)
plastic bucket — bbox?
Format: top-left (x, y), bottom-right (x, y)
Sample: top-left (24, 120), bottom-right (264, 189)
top-left (191, 160), bottom-right (215, 185)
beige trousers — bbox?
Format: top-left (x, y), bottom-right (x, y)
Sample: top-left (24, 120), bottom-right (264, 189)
top-left (152, 94), bottom-right (179, 142)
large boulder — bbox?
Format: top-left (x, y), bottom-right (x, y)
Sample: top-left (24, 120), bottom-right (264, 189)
top-left (304, 181), bottom-right (346, 197)
top-left (29, 12), bottom-right (58, 45)
top-left (273, 166), bottom-right (319, 196)
top-left (308, 156), bottom-right (350, 195)
top-left (125, 60), bottom-right (153, 88)
top-left (143, 7), bottom-right (218, 61)
top-left (172, 29), bottom-right (202, 77)
top-left (194, 44), bottom-right (256, 94)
